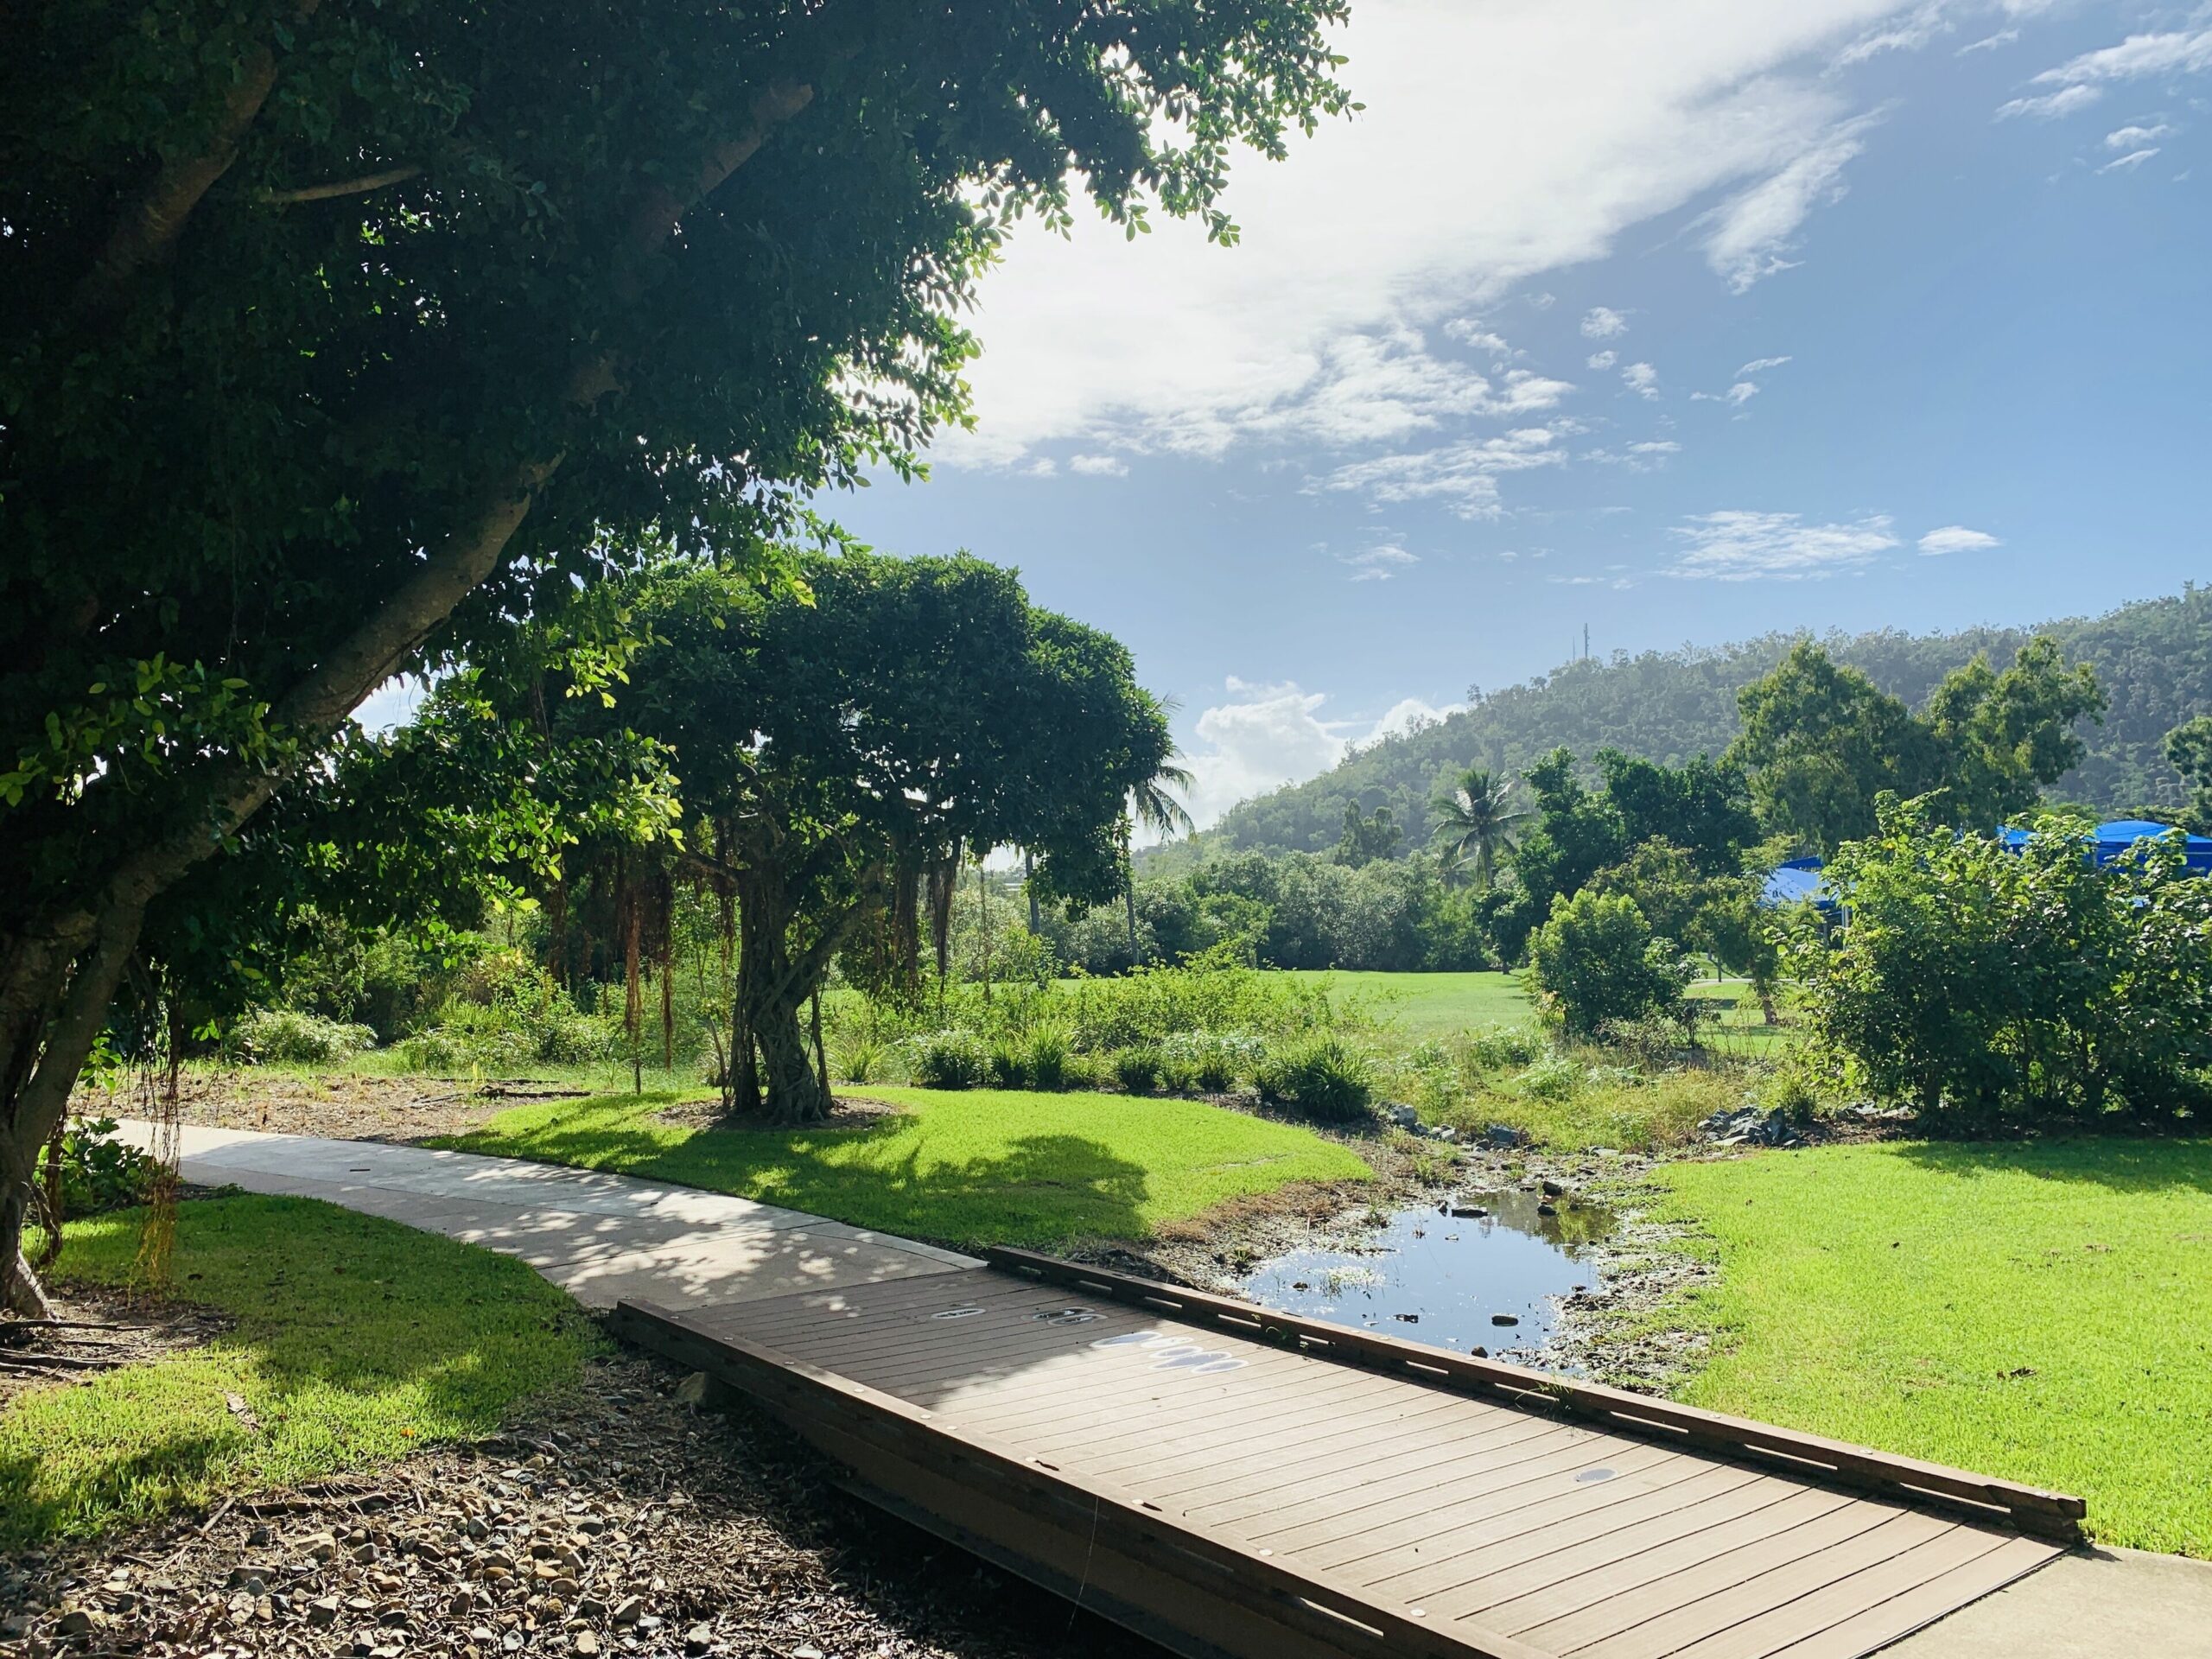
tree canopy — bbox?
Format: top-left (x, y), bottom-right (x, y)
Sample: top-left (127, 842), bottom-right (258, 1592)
top-left (0, 0), bottom-right (1352, 1311)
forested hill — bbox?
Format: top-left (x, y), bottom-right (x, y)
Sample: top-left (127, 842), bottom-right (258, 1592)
top-left (1210, 584), bottom-right (2212, 856)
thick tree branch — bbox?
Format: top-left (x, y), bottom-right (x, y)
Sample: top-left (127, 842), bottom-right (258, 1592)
top-left (258, 165), bottom-right (420, 205)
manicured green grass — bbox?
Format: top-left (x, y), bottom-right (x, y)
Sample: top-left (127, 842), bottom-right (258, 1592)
top-left (1650, 1139), bottom-right (2212, 1557)
top-left (1, 1196), bottom-right (600, 1547)
top-left (1284, 969), bottom-right (1533, 1037)
top-left (440, 1086), bottom-right (1371, 1248)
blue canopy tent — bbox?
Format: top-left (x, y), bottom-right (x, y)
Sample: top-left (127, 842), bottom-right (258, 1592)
top-left (1760, 856), bottom-right (1840, 912)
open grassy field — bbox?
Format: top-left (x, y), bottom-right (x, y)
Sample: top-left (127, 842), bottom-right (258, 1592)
top-left (441, 1086), bottom-right (1372, 1249)
top-left (1650, 1139), bottom-right (2212, 1557)
top-left (1, 1196), bottom-right (600, 1547)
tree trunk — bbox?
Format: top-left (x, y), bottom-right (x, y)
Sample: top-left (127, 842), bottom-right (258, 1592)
top-left (738, 938), bottom-right (830, 1125)
top-left (1026, 850), bottom-right (1040, 934)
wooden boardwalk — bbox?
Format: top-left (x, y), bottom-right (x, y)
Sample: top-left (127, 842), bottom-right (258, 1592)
top-left (612, 1249), bottom-right (2082, 1659)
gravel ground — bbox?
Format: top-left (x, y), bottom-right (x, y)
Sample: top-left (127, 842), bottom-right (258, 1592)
top-left (1, 1350), bottom-right (1150, 1659)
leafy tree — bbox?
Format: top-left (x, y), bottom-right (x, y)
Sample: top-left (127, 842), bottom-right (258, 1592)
top-left (1334, 803), bottom-right (1405, 867)
top-left (1526, 890), bottom-right (1694, 1041)
top-left (0, 3), bottom-right (1351, 1308)
top-left (575, 555), bottom-right (1172, 1122)
top-left (1594, 750), bottom-right (1758, 874)
top-left (2165, 716), bottom-right (2212, 833)
top-left (1430, 766), bottom-right (1530, 888)
top-left (1509, 748), bottom-right (1629, 918)
top-left (1122, 756), bottom-right (1194, 962)
top-left (1923, 636), bottom-right (2106, 828)
top-left (1789, 798), bottom-right (2212, 1128)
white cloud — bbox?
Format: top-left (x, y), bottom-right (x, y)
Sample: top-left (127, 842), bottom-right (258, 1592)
top-left (1958, 29), bottom-right (2018, 56)
top-left (1586, 349), bottom-right (1618, 371)
top-left (1622, 361), bottom-right (1661, 398)
top-left (931, 0), bottom-right (1920, 467)
top-left (1581, 306), bottom-right (1630, 339)
top-left (1738, 354), bottom-right (1794, 375)
top-left (1175, 682), bottom-right (1350, 829)
top-left (1446, 320), bottom-right (1516, 357)
top-left (1837, 3), bottom-right (1948, 67)
top-left (1021, 456), bottom-right (1058, 477)
top-left (1366, 696), bottom-right (1464, 742)
top-left (1667, 510), bottom-right (1899, 579)
top-left (1997, 84), bottom-right (2102, 120)
top-left (1703, 111), bottom-right (1882, 292)
top-left (2031, 29), bottom-right (2212, 89)
top-left (353, 675), bottom-right (428, 733)
top-left (1319, 426), bottom-right (1569, 518)
top-left (2098, 146), bottom-right (2161, 173)
top-left (1068, 453), bottom-right (1128, 476)
top-left (1630, 440), bottom-right (1681, 454)
top-left (1693, 379), bottom-right (1761, 405)
top-left (1919, 524), bottom-right (2001, 555)
top-left (1340, 543), bottom-right (1420, 582)
top-left (2106, 124), bottom-right (2172, 149)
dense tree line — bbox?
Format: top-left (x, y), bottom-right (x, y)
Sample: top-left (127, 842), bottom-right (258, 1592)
top-left (1211, 585), bottom-right (2212, 855)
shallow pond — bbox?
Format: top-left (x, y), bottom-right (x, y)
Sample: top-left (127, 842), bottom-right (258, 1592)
top-left (1238, 1186), bottom-right (1616, 1359)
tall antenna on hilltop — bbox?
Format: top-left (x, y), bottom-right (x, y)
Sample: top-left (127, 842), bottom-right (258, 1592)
top-left (1583, 623), bottom-right (1590, 663)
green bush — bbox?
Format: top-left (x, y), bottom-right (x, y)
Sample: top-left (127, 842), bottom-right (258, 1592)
top-left (1255, 1032), bottom-right (1376, 1122)
top-left (1160, 1028), bottom-right (1264, 1094)
top-left (1460, 1024), bottom-right (1544, 1071)
top-left (987, 1035), bottom-right (1029, 1089)
top-left (1024, 1027), bottom-right (1073, 1090)
top-left (392, 969), bottom-right (618, 1072)
top-left (1527, 890), bottom-right (1694, 1039)
top-left (57, 1116), bottom-right (161, 1217)
top-left (908, 1029), bottom-right (989, 1090)
top-left (1512, 1052), bottom-right (1584, 1101)
top-left (836, 1035), bottom-right (885, 1085)
top-left (1113, 1045), bottom-right (1164, 1094)
top-left (231, 1008), bottom-right (378, 1066)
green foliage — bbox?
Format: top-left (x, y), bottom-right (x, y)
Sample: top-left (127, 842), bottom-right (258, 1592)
top-left (1023, 1027), bottom-right (1074, 1092)
top-left (393, 953), bottom-right (615, 1071)
top-left (1254, 1032), bottom-right (1376, 1122)
top-left (1430, 767), bottom-right (1530, 888)
top-left (55, 1116), bottom-right (161, 1219)
top-left (907, 1030), bottom-right (989, 1090)
top-left (1211, 585), bottom-right (2202, 858)
top-left (1527, 891), bottom-right (1695, 1040)
top-left (1462, 1024), bottom-right (1547, 1070)
top-left (1334, 803), bottom-right (1405, 867)
top-left (834, 1035), bottom-right (884, 1086)
top-left (1160, 1030), bottom-right (1268, 1094)
top-left (229, 1008), bottom-right (378, 1067)
top-left (1111, 1046), bottom-right (1164, 1095)
top-left (1058, 960), bottom-right (1335, 1051)
top-left (1788, 799), bottom-right (2212, 1128)
top-left (2166, 715), bottom-right (2212, 833)
top-left (987, 1035), bottom-right (1030, 1090)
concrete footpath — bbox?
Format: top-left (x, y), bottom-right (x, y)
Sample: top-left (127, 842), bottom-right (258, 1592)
top-left (117, 1121), bottom-right (2212, 1656)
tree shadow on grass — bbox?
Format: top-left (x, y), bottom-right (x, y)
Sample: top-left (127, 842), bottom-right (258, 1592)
top-left (0, 1195), bottom-right (599, 1549)
top-left (447, 1106), bottom-right (1158, 1249)
top-left (1891, 1135), bottom-right (2212, 1197)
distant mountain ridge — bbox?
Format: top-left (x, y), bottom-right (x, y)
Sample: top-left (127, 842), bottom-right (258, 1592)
top-left (1209, 584), bottom-right (2212, 857)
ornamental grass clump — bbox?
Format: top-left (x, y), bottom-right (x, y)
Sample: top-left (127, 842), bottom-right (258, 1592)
top-left (908, 1029), bottom-right (989, 1090)
top-left (1255, 1032), bottom-right (1376, 1123)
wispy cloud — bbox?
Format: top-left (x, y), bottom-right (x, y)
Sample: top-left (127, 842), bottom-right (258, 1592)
top-left (1919, 524), bottom-right (2001, 555)
top-left (1319, 427), bottom-right (1568, 518)
top-left (1836, 3), bottom-right (1949, 68)
top-left (1667, 510), bottom-right (1898, 580)
top-left (1998, 84), bottom-right (2101, 120)
top-left (1694, 381), bottom-right (1761, 406)
top-left (2001, 28), bottom-right (2212, 121)
top-left (2106, 124), bottom-right (2172, 149)
top-left (1630, 440), bottom-right (1681, 454)
top-left (1959, 29), bottom-right (2018, 56)
top-left (1586, 350), bottom-right (1618, 371)
top-left (1738, 355), bottom-right (1794, 375)
top-left (1622, 362), bottom-right (1660, 399)
top-left (2098, 147), bottom-right (2161, 173)
top-left (1068, 453), bottom-right (1128, 476)
top-left (1445, 319), bottom-right (1517, 358)
top-left (1702, 112), bottom-right (1882, 292)
top-left (1581, 306), bottom-right (1630, 340)
top-left (1339, 543), bottom-right (1420, 582)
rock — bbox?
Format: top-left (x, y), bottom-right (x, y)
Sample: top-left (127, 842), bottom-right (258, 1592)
top-left (309, 1535), bottom-right (340, 1563)
top-left (308, 1599), bottom-right (341, 1630)
top-left (1540, 1179), bottom-right (1566, 1198)
top-left (671, 1373), bottom-right (734, 1410)
top-left (1479, 1122), bottom-right (1530, 1149)
top-left (1429, 1125), bottom-right (1458, 1142)
top-left (1490, 1313), bottom-right (1520, 1326)
top-left (610, 1598), bottom-right (644, 1627)
top-left (573, 1632), bottom-right (601, 1656)
top-left (1467, 1345), bottom-right (1489, 1358)
top-left (1536, 1202), bottom-right (1558, 1217)
top-left (1382, 1103), bottom-right (1421, 1130)
top-left (351, 1543), bottom-right (378, 1566)
top-left (683, 1623), bottom-right (715, 1656)
top-left (54, 1611), bottom-right (98, 1637)
top-left (1448, 1204), bottom-right (1487, 1219)
top-left (1390, 1313), bottom-right (1418, 1323)
top-left (449, 1590), bottom-right (477, 1618)
top-left (577, 1597), bottom-right (609, 1622)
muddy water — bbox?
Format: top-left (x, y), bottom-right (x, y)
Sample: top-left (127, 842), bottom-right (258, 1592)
top-left (1237, 1186), bottom-right (1616, 1360)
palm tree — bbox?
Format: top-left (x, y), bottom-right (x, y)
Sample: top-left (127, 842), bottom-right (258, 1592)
top-left (1431, 766), bottom-right (1529, 889)
top-left (1124, 756), bottom-right (1195, 962)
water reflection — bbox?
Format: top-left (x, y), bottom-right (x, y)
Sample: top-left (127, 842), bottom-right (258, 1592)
top-left (1238, 1186), bottom-right (1615, 1357)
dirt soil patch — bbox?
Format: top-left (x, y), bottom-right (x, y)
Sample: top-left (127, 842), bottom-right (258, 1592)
top-left (1, 1347), bottom-right (1147, 1659)
top-left (0, 1284), bottom-right (232, 1412)
top-left (86, 1072), bottom-right (592, 1146)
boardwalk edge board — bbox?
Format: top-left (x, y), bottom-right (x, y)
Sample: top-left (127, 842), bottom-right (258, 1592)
top-left (982, 1247), bottom-right (2085, 1545)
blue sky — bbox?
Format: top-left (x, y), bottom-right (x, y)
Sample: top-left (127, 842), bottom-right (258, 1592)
top-left (824, 0), bottom-right (2212, 828)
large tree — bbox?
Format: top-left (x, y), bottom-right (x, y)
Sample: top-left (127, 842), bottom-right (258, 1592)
top-left (1430, 766), bottom-right (1529, 890)
top-left (0, 1), bottom-right (1351, 1310)
top-left (582, 555), bottom-right (1171, 1123)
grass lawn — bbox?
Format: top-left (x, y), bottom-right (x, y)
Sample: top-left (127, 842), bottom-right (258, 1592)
top-left (1650, 1139), bottom-right (2212, 1557)
top-left (1, 1196), bottom-right (600, 1548)
top-left (1284, 969), bottom-right (1533, 1037)
top-left (440, 1086), bottom-right (1371, 1248)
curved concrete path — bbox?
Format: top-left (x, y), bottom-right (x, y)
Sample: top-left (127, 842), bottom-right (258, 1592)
top-left (117, 1120), bottom-right (974, 1310)
top-left (116, 1120), bottom-right (2212, 1656)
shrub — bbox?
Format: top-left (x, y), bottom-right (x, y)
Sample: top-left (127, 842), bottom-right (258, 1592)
top-left (1528, 890), bottom-right (1694, 1039)
top-left (836, 1036), bottom-right (884, 1085)
top-left (56, 1116), bottom-right (161, 1217)
top-left (1460, 1024), bottom-right (1543, 1071)
top-left (1160, 1029), bottom-right (1265, 1094)
top-left (1024, 1027), bottom-right (1073, 1090)
top-left (231, 1008), bottom-right (378, 1066)
top-left (1255, 1032), bottom-right (1376, 1122)
top-left (909, 1029), bottom-right (988, 1090)
top-left (1512, 1052), bottom-right (1584, 1101)
top-left (1112, 1045), bottom-right (1163, 1095)
top-left (988, 1036), bottom-right (1029, 1090)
